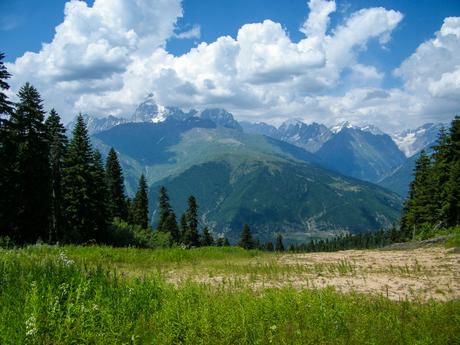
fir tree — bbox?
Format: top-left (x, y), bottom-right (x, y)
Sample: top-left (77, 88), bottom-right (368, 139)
top-left (62, 114), bottom-right (96, 243)
top-left (201, 227), bottom-right (214, 246)
top-left (0, 52), bottom-right (15, 237)
top-left (179, 213), bottom-right (188, 243)
top-left (275, 234), bottom-right (285, 252)
top-left (105, 148), bottom-right (128, 221)
top-left (431, 127), bottom-right (451, 223)
top-left (239, 224), bottom-right (254, 249)
top-left (45, 109), bottom-right (67, 242)
top-left (91, 150), bottom-right (109, 242)
top-left (184, 195), bottom-right (200, 246)
top-left (132, 174), bottom-right (149, 229)
top-left (223, 238), bottom-right (230, 246)
top-left (446, 116), bottom-right (460, 225)
top-left (157, 186), bottom-right (172, 232)
top-left (401, 150), bottom-right (436, 237)
top-left (7, 83), bottom-right (51, 243)
top-left (0, 52), bottom-right (13, 119)
top-left (163, 212), bottom-right (179, 244)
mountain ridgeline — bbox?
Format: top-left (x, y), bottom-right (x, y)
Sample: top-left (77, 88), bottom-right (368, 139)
top-left (87, 99), bottom-right (404, 243)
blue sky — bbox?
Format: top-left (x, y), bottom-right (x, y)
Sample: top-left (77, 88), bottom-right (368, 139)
top-left (1, 0), bottom-right (460, 131)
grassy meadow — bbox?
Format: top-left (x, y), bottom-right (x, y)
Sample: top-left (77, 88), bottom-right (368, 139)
top-left (1, 245), bottom-right (459, 344)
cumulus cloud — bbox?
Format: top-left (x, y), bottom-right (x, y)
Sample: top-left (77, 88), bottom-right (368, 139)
top-left (6, 0), bottom-right (459, 132)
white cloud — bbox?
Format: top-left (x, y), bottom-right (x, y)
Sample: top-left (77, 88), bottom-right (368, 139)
top-left (7, 0), bottom-right (459, 132)
top-left (175, 25), bottom-right (201, 39)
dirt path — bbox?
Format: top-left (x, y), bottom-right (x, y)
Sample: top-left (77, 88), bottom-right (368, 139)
top-left (166, 247), bottom-right (460, 301)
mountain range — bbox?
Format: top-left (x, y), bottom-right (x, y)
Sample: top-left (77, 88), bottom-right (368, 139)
top-left (66, 97), bottom-right (447, 242)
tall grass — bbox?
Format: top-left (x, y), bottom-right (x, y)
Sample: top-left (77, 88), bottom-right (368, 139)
top-left (0, 246), bottom-right (459, 344)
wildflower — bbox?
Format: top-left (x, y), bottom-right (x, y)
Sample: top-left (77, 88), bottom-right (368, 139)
top-left (59, 252), bottom-right (74, 266)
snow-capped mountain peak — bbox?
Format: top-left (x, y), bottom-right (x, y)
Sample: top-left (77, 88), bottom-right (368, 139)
top-left (330, 121), bottom-right (354, 133)
top-left (392, 123), bottom-right (445, 157)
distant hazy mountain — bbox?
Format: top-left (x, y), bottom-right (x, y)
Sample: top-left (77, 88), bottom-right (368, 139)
top-left (316, 124), bottom-right (406, 183)
top-left (200, 108), bottom-right (242, 131)
top-left (240, 121), bottom-right (280, 138)
top-left (92, 117), bottom-right (402, 243)
top-left (392, 123), bottom-right (444, 157)
top-left (277, 119), bottom-right (333, 153)
top-left (66, 114), bottom-right (127, 135)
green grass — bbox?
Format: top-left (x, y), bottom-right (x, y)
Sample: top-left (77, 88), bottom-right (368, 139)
top-left (1, 246), bottom-right (459, 344)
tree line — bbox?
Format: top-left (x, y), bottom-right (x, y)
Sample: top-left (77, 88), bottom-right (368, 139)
top-left (0, 55), bottom-right (150, 245)
top-left (400, 117), bottom-right (460, 239)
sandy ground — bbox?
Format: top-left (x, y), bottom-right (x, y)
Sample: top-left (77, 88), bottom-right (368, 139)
top-left (167, 247), bottom-right (460, 302)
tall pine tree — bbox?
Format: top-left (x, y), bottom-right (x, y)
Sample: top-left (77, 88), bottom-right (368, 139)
top-left (401, 150), bottom-right (436, 237)
top-left (7, 83), bottom-right (51, 243)
top-left (132, 174), bottom-right (149, 229)
top-left (157, 186), bottom-right (172, 232)
top-left (105, 148), bottom-right (128, 221)
top-left (446, 116), bottom-right (460, 225)
top-left (239, 224), bottom-right (254, 249)
top-left (62, 114), bottom-right (97, 243)
top-left (91, 150), bottom-right (109, 242)
top-left (184, 195), bottom-right (200, 247)
top-left (45, 109), bottom-right (67, 242)
top-left (0, 52), bottom-right (15, 238)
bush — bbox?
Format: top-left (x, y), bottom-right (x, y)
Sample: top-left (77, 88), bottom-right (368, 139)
top-left (107, 218), bottom-right (171, 248)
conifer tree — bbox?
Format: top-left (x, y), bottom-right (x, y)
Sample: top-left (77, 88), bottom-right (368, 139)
top-left (0, 53), bottom-right (13, 120)
top-left (431, 127), bottom-right (451, 223)
top-left (7, 83), bottom-right (51, 243)
top-left (239, 224), bottom-right (254, 249)
top-left (179, 213), bottom-right (188, 243)
top-left (132, 174), bottom-right (149, 229)
top-left (401, 150), bottom-right (436, 237)
top-left (91, 150), bottom-right (109, 242)
top-left (157, 186), bottom-right (172, 232)
top-left (275, 234), bottom-right (285, 252)
top-left (62, 114), bottom-right (97, 243)
top-left (105, 148), bottom-right (128, 221)
top-left (0, 52), bottom-right (15, 237)
top-left (201, 227), bottom-right (214, 246)
top-left (45, 109), bottom-right (67, 242)
top-left (163, 212), bottom-right (179, 244)
top-left (184, 195), bottom-right (200, 246)
top-left (446, 116), bottom-right (460, 225)
top-left (223, 237), bottom-right (230, 246)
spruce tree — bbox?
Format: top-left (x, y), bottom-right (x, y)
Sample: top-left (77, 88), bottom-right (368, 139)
top-left (105, 148), bottom-right (128, 221)
top-left (163, 212), bottom-right (179, 244)
top-left (401, 150), bottom-right (436, 237)
top-left (7, 83), bottom-right (51, 243)
top-left (62, 114), bottom-right (97, 243)
top-left (0, 52), bottom-right (15, 238)
top-left (91, 150), bottom-right (109, 242)
top-left (157, 186), bottom-right (172, 232)
top-left (179, 213), bottom-right (188, 243)
top-left (132, 174), bottom-right (149, 229)
top-left (45, 109), bottom-right (67, 242)
top-left (201, 227), bottom-right (214, 246)
top-left (239, 224), bottom-right (254, 249)
top-left (275, 234), bottom-right (285, 252)
top-left (431, 127), bottom-right (451, 223)
top-left (184, 195), bottom-right (200, 247)
top-left (446, 116), bottom-right (460, 225)
top-left (0, 52), bottom-right (13, 119)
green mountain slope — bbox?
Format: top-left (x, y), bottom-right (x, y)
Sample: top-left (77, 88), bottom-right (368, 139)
top-left (93, 120), bottom-right (402, 243)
